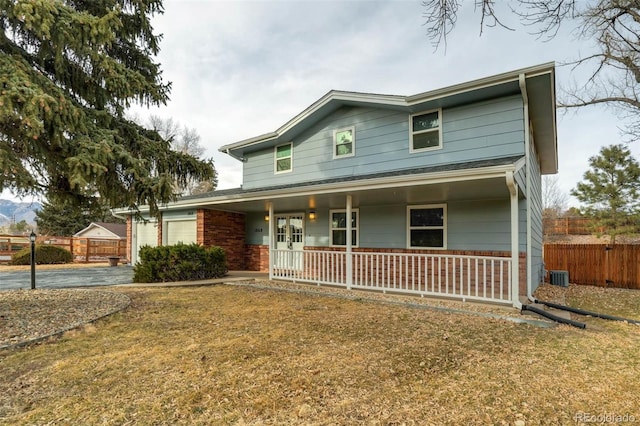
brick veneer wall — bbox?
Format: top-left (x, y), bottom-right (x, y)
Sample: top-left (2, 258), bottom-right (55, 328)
top-left (197, 209), bottom-right (246, 270)
top-left (245, 244), bottom-right (269, 271)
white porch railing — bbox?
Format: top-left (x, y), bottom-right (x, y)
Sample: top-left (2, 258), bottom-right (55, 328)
top-left (271, 249), bottom-right (512, 304)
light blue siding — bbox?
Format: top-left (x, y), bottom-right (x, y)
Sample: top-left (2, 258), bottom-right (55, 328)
top-left (242, 96), bottom-right (525, 189)
top-left (249, 199), bottom-right (526, 252)
top-left (528, 141), bottom-right (544, 291)
top-left (245, 212), bottom-right (269, 245)
top-left (359, 205), bottom-right (406, 249)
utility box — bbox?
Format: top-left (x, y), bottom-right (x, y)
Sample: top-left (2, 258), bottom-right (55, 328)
top-left (549, 270), bottom-right (569, 287)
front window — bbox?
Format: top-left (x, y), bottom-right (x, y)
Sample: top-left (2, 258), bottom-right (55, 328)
top-left (275, 143), bottom-right (292, 173)
top-left (330, 209), bottom-right (359, 246)
top-left (407, 204), bottom-right (446, 249)
top-left (410, 109), bottom-right (442, 152)
top-left (334, 127), bottom-right (355, 158)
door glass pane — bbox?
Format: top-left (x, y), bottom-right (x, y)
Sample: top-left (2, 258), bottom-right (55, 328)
top-left (276, 217), bottom-right (287, 242)
top-left (290, 217), bottom-right (303, 243)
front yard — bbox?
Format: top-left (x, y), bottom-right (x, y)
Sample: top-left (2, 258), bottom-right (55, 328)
top-left (1, 282), bottom-right (639, 425)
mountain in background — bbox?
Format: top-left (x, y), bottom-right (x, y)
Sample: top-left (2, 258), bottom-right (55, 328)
top-left (0, 199), bottom-right (42, 225)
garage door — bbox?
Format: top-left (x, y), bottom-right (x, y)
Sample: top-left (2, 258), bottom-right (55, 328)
top-left (165, 220), bottom-right (197, 245)
top-left (134, 221), bottom-right (158, 264)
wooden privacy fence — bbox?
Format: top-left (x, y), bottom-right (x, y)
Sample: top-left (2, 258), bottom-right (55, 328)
top-left (0, 234), bottom-right (127, 264)
top-left (543, 217), bottom-right (594, 235)
top-left (544, 244), bottom-right (640, 289)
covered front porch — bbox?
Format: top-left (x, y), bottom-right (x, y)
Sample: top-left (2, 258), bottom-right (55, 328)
top-left (175, 159), bottom-right (527, 307)
top-left (246, 161), bottom-right (525, 307)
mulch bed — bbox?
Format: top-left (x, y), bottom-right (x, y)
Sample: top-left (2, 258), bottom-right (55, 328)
top-left (0, 289), bottom-right (130, 349)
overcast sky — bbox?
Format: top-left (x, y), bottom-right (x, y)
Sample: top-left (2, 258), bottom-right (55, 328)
top-left (4, 0), bottom-right (640, 207)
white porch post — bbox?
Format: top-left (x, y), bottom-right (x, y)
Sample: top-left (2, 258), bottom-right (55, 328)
top-left (346, 195), bottom-right (352, 290)
top-left (506, 173), bottom-right (522, 309)
top-left (268, 202), bottom-right (274, 280)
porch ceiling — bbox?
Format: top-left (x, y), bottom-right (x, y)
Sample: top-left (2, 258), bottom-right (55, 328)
top-left (200, 176), bottom-right (511, 213)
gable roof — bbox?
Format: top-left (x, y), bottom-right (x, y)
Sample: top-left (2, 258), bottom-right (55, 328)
top-left (219, 62), bottom-right (557, 174)
top-left (74, 222), bottom-right (127, 238)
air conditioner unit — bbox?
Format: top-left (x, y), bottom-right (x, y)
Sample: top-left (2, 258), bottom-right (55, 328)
top-left (549, 270), bottom-right (569, 287)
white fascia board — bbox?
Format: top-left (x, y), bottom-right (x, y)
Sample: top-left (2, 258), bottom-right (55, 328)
top-left (406, 62), bottom-right (555, 105)
top-left (73, 223), bottom-right (95, 237)
top-left (218, 91), bottom-right (406, 154)
top-left (167, 163), bottom-right (517, 210)
top-left (112, 206), bottom-right (151, 216)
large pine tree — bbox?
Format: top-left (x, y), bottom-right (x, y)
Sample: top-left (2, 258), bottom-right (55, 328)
top-left (571, 144), bottom-right (640, 243)
top-left (0, 0), bottom-right (215, 215)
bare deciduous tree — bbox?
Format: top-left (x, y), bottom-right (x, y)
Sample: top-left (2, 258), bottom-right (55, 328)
top-left (542, 175), bottom-right (569, 218)
top-left (422, 1), bottom-right (640, 140)
top-left (144, 115), bottom-right (217, 196)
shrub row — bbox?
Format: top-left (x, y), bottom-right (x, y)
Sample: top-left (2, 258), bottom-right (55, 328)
top-left (11, 245), bottom-right (73, 265)
top-left (133, 243), bottom-right (228, 283)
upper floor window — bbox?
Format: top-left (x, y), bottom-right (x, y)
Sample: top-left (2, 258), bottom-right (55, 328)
top-left (330, 209), bottom-right (359, 246)
top-left (274, 143), bottom-right (292, 174)
top-left (407, 204), bottom-right (447, 249)
top-left (410, 109), bottom-right (442, 152)
top-left (333, 127), bottom-right (355, 158)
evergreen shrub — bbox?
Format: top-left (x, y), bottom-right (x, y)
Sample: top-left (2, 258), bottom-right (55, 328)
top-left (133, 243), bottom-right (228, 283)
top-left (11, 245), bottom-right (73, 265)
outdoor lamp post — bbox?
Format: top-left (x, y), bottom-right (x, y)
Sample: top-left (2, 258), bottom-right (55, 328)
top-left (29, 231), bottom-right (36, 290)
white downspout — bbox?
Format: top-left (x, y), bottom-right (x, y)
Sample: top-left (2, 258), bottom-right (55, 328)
top-left (268, 202), bottom-right (274, 280)
top-left (506, 172), bottom-right (522, 309)
top-left (519, 74), bottom-right (534, 302)
top-left (346, 195), bottom-right (352, 290)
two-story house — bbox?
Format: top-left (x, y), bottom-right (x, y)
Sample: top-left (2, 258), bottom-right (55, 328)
top-left (122, 63), bottom-right (557, 308)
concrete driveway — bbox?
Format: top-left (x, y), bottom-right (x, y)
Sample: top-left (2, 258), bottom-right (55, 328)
top-left (0, 266), bottom-right (134, 290)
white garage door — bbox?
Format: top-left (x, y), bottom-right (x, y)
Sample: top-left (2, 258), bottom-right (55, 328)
top-left (134, 221), bottom-right (158, 264)
top-left (165, 220), bottom-right (197, 245)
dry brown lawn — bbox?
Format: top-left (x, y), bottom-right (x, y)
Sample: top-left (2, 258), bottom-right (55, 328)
top-left (1, 283), bottom-right (639, 425)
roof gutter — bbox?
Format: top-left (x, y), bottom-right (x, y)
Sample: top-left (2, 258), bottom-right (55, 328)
top-left (519, 73), bottom-right (535, 304)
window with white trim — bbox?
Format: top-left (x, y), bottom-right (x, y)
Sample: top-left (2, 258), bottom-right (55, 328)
top-left (407, 204), bottom-right (446, 249)
top-left (410, 109), bottom-right (442, 152)
top-left (330, 209), bottom-right (359, 246)
top-left (274, 143), bottom-right (292, 173)
top-left (333, 126), bottom-right (355, 158)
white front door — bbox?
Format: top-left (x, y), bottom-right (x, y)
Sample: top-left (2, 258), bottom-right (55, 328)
top-left (274, 214), bottom-right (304, 270)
